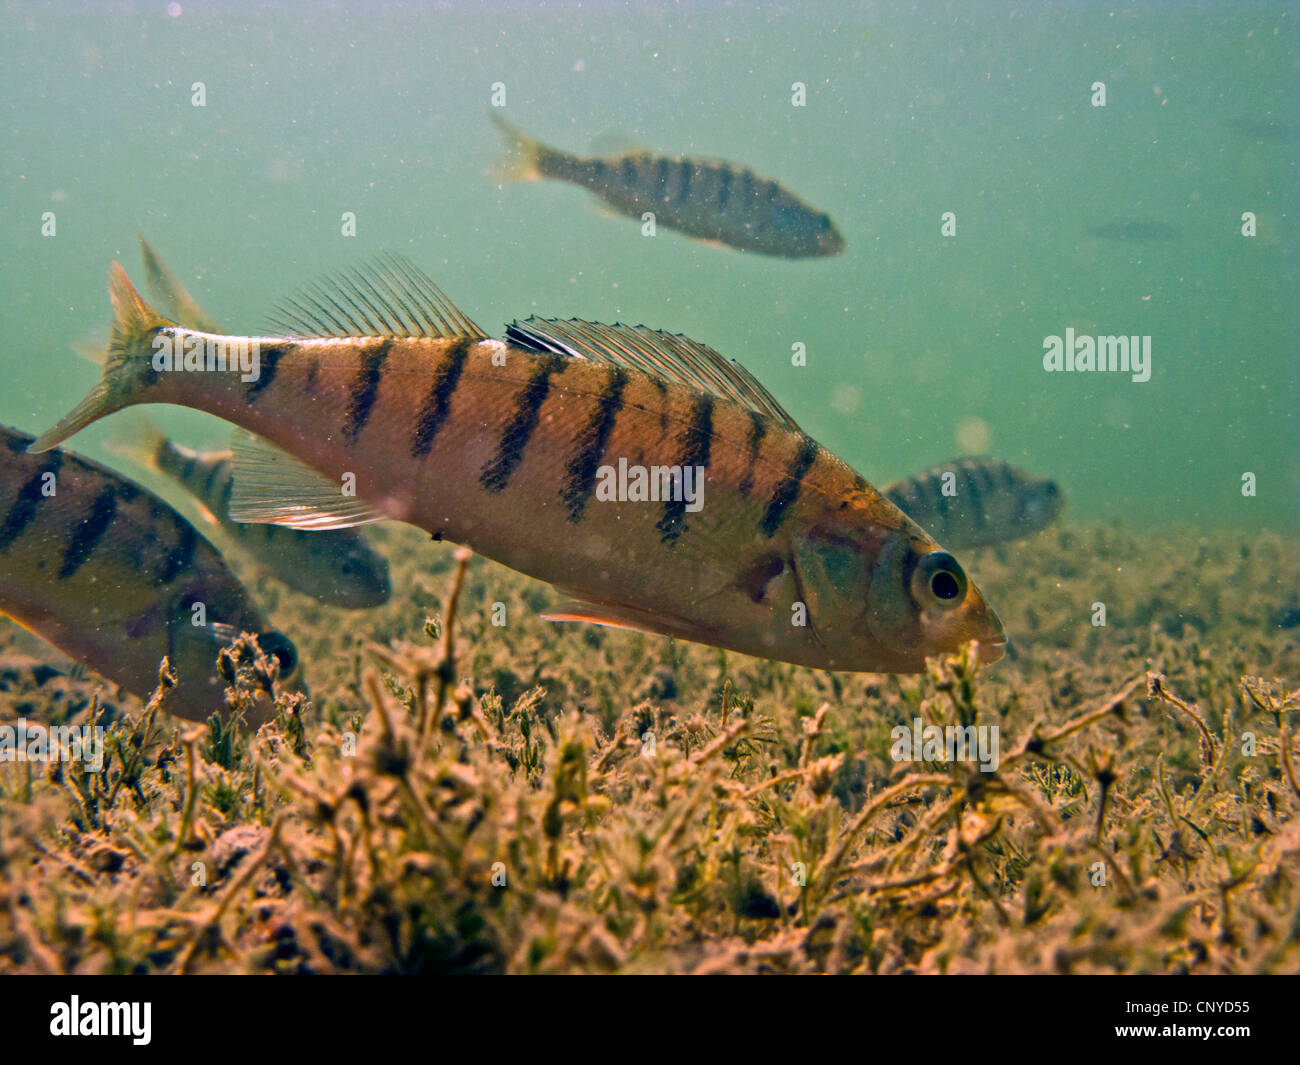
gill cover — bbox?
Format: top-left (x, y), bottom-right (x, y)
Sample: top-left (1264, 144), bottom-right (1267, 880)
top-left (790, 523), bottom-right (870, 643)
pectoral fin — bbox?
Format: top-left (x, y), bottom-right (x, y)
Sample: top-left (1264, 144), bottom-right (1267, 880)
top-left (228, 430), bottom-right (386, 529)
top-left (541, 589), bottom-right (718, 645)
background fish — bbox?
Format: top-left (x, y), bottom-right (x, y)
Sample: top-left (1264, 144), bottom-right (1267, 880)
top-left (0, 425), bottom-right (299, 723)
top-left (491, 114), bottom-right (845, 259)
top-left (116, 425), bottom-right (393, 610)
top-left (883, 457), bottom-right (1065, 550)
top-left (31, 257), bottom-right (1004, 674)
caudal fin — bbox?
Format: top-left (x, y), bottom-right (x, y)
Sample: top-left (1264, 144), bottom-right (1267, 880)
top-left (28, 263), bottom-right (172, 454)
top-left (488, 112), bottom-right (543, 183)
top-left (102, 411), bottom-right (170, 474)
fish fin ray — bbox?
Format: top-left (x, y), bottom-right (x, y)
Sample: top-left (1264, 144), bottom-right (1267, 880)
top-left (488, 112), bottom-right (543, 183)
top-left (138, 233), bottom-right (224, 333)
top-left (505, 318), bottom-right (801, 430)
top-left (101, 411), bottom-right (170, 474)
top-left (70, 326), bottom-right (111, 366)
top-left (266, 255), bottom-right (487, 341)
top-left (29, 264), bottom-right (173, 454)
top-left (541, 589), bottom-right (719, 645)
top-left (228, 430), bottom-right (386, 529)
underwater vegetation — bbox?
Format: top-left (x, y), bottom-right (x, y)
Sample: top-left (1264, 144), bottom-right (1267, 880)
top-left (1, 522), bottom-right (1295, 974)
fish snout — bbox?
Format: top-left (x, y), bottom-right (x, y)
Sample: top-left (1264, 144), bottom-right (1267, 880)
top-left (960, 587), bottom-right (1007, 667)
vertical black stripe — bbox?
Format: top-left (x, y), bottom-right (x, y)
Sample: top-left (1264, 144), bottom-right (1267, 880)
top-left (59, 485), bottom-right (126, 579)
top-left (200, 457), bottom-right (223, 502)
top-left (621, 157), bottom-right (638, 188)
top-left (936, 473), bottom-right (954, 521)
top-left (1007, 464), bottom-right (1030, 525)
top-left (0, 455), bottom-right (61, 551)
top-left (176, 450), bottom-right (199, 486)
top-left (246, 342), bottom-right (293, 401)
top-left (741, 169), bottom-right (756, 201)
top-left (903, 482), bottom-right (928, 517)
top-left (411, 339), bottom-right (471, 459)
top-left (655, 156), bottom-right (669, 196)
top-left (677, 160), bottom-right (692, 204)
top-left (562, 367), bottom-right (628, 522)
top-left (656, 394), bottom-right (714, 545)
top-left (480, 355), bottom-right (564, 493)
top-left (737, 410), bottom-right (767, 497)
top-left (156, 520), bottom-right (197, 584)
top-left (652, 379), bottom-right (670, 434)
top-left (760, 435), bottom-right (819, 538)
top-left (718, 165), bottom-right (732, 209)
top-left (344, 339), bottom-right (392, 442)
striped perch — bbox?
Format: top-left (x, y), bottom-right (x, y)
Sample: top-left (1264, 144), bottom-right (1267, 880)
top-left (884, 458), bottom-right (1065, 551)
top-left (491, 115), bottom-right (845, 259)
top-left (31, 256), bottom-right (1004, 674)
top-left (0, 425), bottom-right (299, 723)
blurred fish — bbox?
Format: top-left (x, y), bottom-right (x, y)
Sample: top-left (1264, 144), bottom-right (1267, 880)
top-left (490, 114), bottom-right (845, 259)
top-left (31, 257), bottom-right (1006, 673)
top-left (1085, 220), bottom-right (1181, 242)
top-left (112, 237), bottom-right (391, 608)
top-left (0, 425), bottom-right (299, 723)
top-left (118, 423), bottom-right (391, 609)
top-left (884, 458), bottom-right (1064, 550)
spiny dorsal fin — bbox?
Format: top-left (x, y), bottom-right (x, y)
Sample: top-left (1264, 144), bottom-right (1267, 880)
top-left (269, 254), bottom-right (487, 341)
top-left (505, 317), bottom-right (800, 430)
top-left (228, 430), bottom-right (386, 529)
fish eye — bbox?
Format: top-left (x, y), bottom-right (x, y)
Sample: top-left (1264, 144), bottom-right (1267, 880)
top-left (256, 630), bottom-right (299, 678)
top-left (911, 551), bottom-right (967, 611)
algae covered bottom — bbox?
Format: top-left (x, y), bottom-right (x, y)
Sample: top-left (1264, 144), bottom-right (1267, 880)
top-left (0, 520), bottom-right (1295, 974)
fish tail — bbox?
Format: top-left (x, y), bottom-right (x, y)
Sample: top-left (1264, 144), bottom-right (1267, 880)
top-left (488, 111), bottom-right (543, 183)
top-left (29, 263), bottom-right (173, 454)
top-left (102, 411), bottom-right (169, 474)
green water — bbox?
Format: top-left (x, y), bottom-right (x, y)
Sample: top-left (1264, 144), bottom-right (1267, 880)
top-left (2, 0), bottom-right (1296, 533)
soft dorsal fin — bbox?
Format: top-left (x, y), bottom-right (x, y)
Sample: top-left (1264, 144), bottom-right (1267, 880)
top-left (504, 317), bottom-right (800, 430)
top-left (228, 431), bottom-right (386, 529)
top-left (268, 254), bottom-right (488, 341)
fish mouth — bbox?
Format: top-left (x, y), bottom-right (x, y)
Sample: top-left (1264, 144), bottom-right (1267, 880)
top-left (974, 638), bottom-right (1006, 666)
